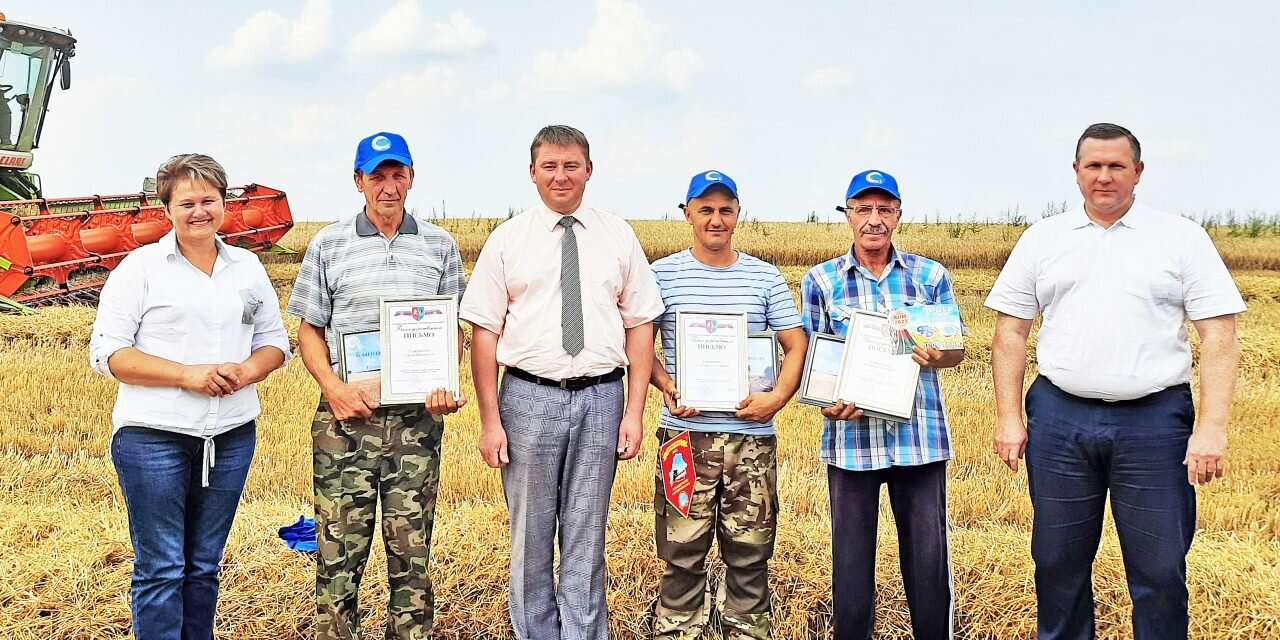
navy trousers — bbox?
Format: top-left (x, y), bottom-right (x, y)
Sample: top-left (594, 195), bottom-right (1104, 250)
top-left (1025, 376), bottom-right (1197, 640)
top-left (828, 460), bottom-right (952, 640)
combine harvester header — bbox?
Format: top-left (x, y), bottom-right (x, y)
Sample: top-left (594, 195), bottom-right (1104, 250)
top-left (0, 187), bottom-right (294, 311)
top-left (0, 12), bottom-right (295, 312)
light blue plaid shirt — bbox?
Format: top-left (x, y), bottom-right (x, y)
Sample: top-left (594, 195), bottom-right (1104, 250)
top-left (800, 245), bottom-right (964, 471)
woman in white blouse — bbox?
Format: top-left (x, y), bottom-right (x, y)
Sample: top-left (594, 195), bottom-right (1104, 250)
top-left (88, 154), bottom-right (290, 640)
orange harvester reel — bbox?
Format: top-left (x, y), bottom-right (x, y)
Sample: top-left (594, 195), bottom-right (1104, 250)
top-left (0, 185), bottom-right (293, 309)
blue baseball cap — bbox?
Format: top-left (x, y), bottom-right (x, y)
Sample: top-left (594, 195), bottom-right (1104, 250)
top-left (685, 169), bottom-right (739, 203)
top-left (354, 132), bottom-right (413, 173)
top-left (845, 169), bottom-right (901, 201)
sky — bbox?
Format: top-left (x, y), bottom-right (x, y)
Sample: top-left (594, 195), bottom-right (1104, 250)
top-left (6, 1), bottom-right (1279, 222)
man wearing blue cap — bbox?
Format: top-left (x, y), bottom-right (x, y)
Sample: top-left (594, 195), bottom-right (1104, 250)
top-left (288, 132), bottom-right (468, 639)
top-left (800, 170), bottom-right (965, 639)
top-left (648, 170), bottom-right (808, 639)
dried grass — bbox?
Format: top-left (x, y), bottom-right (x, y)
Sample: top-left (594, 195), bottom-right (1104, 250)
top-left (2, 222), bottom-right (1278, 638)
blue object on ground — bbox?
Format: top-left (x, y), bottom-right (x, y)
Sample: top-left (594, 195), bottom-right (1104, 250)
top-left (278, 515), bottom-right (317, 552)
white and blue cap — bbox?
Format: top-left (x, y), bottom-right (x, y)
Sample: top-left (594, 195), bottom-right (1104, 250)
top-left (685, 169), bottom-right (739, 203)
top-left (845, 169), bottom-right (901, 200)
top-left (354, 132), bottom-right (413, 173)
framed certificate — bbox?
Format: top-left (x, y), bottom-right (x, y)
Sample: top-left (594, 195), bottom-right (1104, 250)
top-left (379, 296), bottom-right (460, 405)
top-left (798, 333), bottom-right (844, 407)
top-left (747, 332), bottom-right (780, 394)
top-left (833, 309), bottom-right (921, 422)
top-left (674, 310), bottom-right (749, 411)
top-left (338, 328), bottom-right (382, 403)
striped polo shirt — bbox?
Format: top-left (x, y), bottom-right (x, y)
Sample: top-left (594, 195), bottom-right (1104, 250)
top-left (286, 210), bottom-right (466, 369)
top-left (652, 249), bottom-right (802, 436)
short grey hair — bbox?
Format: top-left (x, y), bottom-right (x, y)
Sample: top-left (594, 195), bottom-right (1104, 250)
top-left (530, 125), bottom-right (590, 163)
top-left (156, 153), bottom-right (228, 205)
top-left (1075, 123), bottom-right (1141, 165)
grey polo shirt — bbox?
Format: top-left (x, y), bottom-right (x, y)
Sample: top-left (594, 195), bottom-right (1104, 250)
top-left (287, 210), bottom-right (466, 369)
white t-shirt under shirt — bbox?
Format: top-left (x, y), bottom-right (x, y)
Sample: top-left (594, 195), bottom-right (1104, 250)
top-left (652, 249), bottom-right (802, 436)
top-left (984, 201), bottom-right (1246, 401)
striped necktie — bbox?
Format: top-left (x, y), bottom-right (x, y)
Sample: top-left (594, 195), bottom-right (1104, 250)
top-left (559, 215), bottom-right (584, 356)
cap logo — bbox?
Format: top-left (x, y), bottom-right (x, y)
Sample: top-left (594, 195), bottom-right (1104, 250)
top-left (371, 135), bottom-right (392, 151)
top-left (866, 172), bottom-right (884, 185)
top-left (704, 171), bottom-right (721, 182)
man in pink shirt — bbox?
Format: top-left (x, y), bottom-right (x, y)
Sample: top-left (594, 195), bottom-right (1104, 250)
top-left (460, 124), bottom-right (664, 640)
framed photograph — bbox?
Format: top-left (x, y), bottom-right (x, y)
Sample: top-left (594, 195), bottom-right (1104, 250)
top-left (379, 296), bottom-right (460, 406)
top-left (747, 332), bottom-right (780, 394)
top-left (338, 328), bottom-right (381, 403)
top-left (674, 309), bottom-right (749, 411)
top-left (797, 333), bottom-right (844, 407)
top-left (833, 309), bottom-right (921, 422)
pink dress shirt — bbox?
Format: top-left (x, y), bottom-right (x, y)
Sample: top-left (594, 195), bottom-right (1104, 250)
top-left (460, 203), bottom-right (664, 379)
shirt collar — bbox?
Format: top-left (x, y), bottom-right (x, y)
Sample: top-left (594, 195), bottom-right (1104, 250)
top-left (161, 230), bottom-right (240, 263)
top-left (355, 208), bottom-right (419, 238)
top-left (1068, 200), bottom-right (1146, 229)
top-left (840, 244), bottom-right (907, 275)
top-left (537, 202), bottom-right (593, 231)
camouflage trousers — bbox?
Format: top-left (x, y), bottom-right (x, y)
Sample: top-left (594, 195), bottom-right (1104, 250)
top-left (653, 428), bottom-right (778, 640)
top-left (312, 400), bottom-right (445, 640)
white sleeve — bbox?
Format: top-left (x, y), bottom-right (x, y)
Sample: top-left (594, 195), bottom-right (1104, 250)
top-left (88, 254), bottom-right (146, 377)
top-left (1181, 226), bottom-right (1247, 320)
top-left (984, 226), bottom-right (1041, 319)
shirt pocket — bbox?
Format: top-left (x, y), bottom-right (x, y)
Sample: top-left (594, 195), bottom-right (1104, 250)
top-left (239, 288), bottom-right (264, 324)
top-left (827, 303), bottom-right (853, 337)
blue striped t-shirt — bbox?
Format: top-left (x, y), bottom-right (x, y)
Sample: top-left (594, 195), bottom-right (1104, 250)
top-left (652, 249), bottom-right (803, 436)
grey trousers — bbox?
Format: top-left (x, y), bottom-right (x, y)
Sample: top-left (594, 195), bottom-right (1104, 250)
top-left (499, 373), bottom-right (623, 640)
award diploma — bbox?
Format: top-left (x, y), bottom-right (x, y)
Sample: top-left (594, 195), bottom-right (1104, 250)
top-left (338, 329), bottom-right (382, 403)
top-left (675, 310), bottom-right (749, 412)
top-left (379, 296), bottom-right (460, 405)
top-left (833, 309), bottom-right (920, 422)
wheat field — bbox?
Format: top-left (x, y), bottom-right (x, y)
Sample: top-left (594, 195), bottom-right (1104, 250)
top-left (2, 220), bottom-right (1278, 639)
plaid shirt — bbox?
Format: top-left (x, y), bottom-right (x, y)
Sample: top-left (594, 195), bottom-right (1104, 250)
top-left (801, 245), bottom-right (963, 471)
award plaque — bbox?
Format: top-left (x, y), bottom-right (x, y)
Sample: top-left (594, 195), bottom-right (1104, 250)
top-left (379, 296), bottom-right (460, 405)
top-left (798, 333), bottom-right (844, 407)
top-left (747, 332), bottom-right (780, 394)
top-left (674, 310), bottom-right (749, 411)
top-left (338, 328), bottom-right (381, 403)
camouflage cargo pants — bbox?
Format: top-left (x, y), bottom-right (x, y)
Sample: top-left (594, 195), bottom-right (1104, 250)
top-left (312, 400), bottom-right (445, 640)
top-left (653, 428), bottom-right (778, 640)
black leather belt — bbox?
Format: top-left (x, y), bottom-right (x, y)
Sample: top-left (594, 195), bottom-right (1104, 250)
top-left (506, 366), bottom-right (625, 390)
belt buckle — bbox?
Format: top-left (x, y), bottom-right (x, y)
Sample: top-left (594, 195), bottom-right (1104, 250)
top-left (559, 378), bottom-right (569, 390)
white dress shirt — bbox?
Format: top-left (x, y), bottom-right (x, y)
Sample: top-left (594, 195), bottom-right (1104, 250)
top-left (89, 231), bottom-right (292, 440)
top-left (460, 203), bottom-right (664, 379)
top-left (985, 202), bottom-right (1246, 401)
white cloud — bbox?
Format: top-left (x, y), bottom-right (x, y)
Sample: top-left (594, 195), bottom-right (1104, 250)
top-left (206, 0), bottom-right (332, 69)
top-left (526, 0), bottom-right (702, 92)
top-left (862, 122), bottom-right (898, 151)
top-left (349, 0), bottom-right (488, 56)
top-left (284, 105), bottom-right (341, 143)
top-left (804, 67), bottom-right (854, 90)
top-left (365, 66), bottom-right (463, 112)
top-left (469, 82), bottom-right (512, 103)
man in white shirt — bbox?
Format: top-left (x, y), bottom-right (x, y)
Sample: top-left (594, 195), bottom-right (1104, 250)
top-left (460, 125), bottom-right (664, 640)
top-left (985, 123), bottom-right (1246, 640)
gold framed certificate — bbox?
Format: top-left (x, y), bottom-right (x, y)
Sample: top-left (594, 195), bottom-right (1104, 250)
top-left (747, 332), bottom-right (780, 394)
top-left (833, 309), bottom-right (920, 422)
top-left (379, 296), bottom-right (460, 406)
top-left (798, 333), bottom-right (844, 407)
top-left (338, 328), bottom-right (381, 403)
top-left (674, 310), bottom-right (749, 411)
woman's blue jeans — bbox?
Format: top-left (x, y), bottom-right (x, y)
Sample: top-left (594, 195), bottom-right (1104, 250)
top-left (111, 422), bottom-right (256, 640)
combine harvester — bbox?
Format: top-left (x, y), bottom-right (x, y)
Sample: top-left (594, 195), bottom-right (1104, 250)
top-left (0, 13), bottom-right (294, 313)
